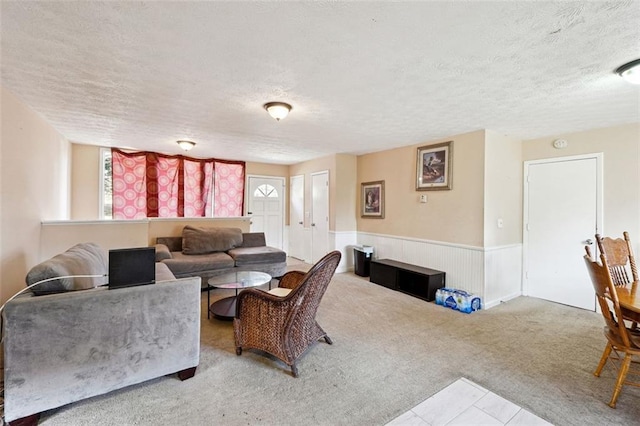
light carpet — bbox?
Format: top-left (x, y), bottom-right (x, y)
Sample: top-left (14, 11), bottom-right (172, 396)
top-left (36, 268), bottom-right (640, 425)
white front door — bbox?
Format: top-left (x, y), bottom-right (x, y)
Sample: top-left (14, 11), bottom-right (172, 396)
top-left (247, 176), bottom-right (284, 249)
top-left (311, 171), bottom-right (329, 263)
top-left (289, 175), bottom-right (305, 260)
top-left (524, 154), bottom-right (602, 310)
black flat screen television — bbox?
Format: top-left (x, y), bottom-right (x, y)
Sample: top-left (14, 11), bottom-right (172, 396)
top-left (108, 247), bottom-right (155, 289)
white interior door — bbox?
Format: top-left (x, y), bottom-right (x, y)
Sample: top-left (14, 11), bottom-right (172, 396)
top-left (247, 176), bottom-right (284, 249)
top-left (289, 175), bottom-right (305, 260)
top-left (524, 155), bottom-right (601, 310)
top-left (311, 171), bottom-right (329, 263)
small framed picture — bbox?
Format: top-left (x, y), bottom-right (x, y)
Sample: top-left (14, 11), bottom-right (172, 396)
top-left (416, 141), bottom-right (453, 191)
top-left (361, 180), bottom-right (385, 219)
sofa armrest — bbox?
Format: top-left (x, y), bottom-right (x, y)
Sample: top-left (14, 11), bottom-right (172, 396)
top-left (155, 244), bottom-right (173, 261)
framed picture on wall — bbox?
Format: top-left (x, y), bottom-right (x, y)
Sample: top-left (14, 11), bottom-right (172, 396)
top-left (416, 141), bottom-right (453, 191)
top-left (361, 180), bottom-right (385, 219)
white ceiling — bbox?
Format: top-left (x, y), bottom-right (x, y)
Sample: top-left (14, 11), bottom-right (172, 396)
top-left (1, 1), bottom-right (639, 165)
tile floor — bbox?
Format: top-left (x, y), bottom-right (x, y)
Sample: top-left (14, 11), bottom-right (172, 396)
top-left (386, 378), bottom-right (553, 426)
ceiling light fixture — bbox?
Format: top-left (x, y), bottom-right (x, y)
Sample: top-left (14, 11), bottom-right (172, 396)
top-left (615, 59), bottom-right (640, 84)
top-left (264, 102), bottom-right (292, 121)
top-left (177, 140), bottom-right (196, 151)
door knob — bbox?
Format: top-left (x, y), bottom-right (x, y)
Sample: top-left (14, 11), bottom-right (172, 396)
top-left (583, 239), bottom-right (593, 245)
top-left (311, 223), bottom-right (316, 227)
top-left (247, 211), bottom-right (253, 215)
top-left (298, 221), bottom-right (303, 225)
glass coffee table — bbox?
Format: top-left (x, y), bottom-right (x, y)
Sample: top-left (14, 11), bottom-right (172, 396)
top-left (208, 271), bottom-right (272, 320)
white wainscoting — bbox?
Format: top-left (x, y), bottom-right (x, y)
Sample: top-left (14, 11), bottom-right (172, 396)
top-left (357, 232), bottom-right (523, 309)
top-left (484, 244), bottom-right (522, 309)
top-left (330, 231), bottom-right (358, 273)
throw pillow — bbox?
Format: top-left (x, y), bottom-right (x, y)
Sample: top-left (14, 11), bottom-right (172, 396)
top-left (181, 226), bottom-right (243, 255)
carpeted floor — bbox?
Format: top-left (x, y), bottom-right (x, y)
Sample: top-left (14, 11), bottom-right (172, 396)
top-left (37, 267), bottom-right (640, 425)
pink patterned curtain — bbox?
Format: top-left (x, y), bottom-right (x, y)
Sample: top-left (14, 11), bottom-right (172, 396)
top-left (214, 161), bottom-right (245, 217)
top-left (112, 150), bottom-right (147, 219)
top-left (111, 149), bottom-right (244, 219)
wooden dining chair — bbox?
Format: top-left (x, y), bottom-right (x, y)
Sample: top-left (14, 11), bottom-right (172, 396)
top-left (584, 252), bottom-right (640, 408)
top-left (596, 232), bottom-right (638, 287)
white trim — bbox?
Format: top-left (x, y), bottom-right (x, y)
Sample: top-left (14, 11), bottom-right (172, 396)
top-left (484, 243), bottom-right (522, 252)
top-left (42, 219), bottom-right (149, 225)
top-left (483, 292), bottom-right (521, 310)
top-left (42, 217), bottom-right (250, 225)
top-left (148, 216), bottom-right (250, 222)
top-left (358, 231), bottom-right (484, 251)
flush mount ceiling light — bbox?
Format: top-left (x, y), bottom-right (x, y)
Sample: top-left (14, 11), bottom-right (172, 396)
top-left (615, 59), bottom-right (640, 84)
top-left (177, 140), bottom-right (196, 151)
top-left (264, 102), bottom-right (292, 121)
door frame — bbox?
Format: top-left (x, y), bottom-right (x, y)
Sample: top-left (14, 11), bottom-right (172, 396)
top-left (310, 170), bottom-right (330, 264)
top-left (289, 174), bottom-right (305, 261)
top-left (522, 152), bottom-right (604, 298)
top-left (245, 174), bottom-right (286, 249)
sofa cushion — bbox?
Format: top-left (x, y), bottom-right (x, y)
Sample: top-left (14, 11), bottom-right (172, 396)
top-left (25, 243), bottom-right (109, 295)
top-left (161, 251), bottom-right (235, 275)
top-left (227, 246), bottom-right (287, 266)
top-left (181, 226), bottom-right (243, 255)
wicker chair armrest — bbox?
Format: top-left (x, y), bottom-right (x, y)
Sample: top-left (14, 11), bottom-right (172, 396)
top-left (278, 271), bottom-right (306, 290)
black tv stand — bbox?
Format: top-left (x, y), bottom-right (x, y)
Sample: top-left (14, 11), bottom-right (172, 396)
top-left (369, 259), bottom-right (445, 302)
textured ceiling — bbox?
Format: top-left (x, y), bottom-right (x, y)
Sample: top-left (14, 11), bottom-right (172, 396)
top-left (1, 1), bottom-right (639, 164)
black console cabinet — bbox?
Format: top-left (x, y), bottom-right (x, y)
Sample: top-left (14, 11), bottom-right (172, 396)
top-left (369, 259), bottom-right (445, 302)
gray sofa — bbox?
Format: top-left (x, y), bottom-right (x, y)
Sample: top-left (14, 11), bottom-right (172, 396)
top-left (155, 226), bottom-right (287, 282)
top-left (2, 243), bottom-right (201, 426)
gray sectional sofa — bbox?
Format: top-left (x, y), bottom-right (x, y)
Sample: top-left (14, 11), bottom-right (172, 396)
top-left (155, 226), bottom-right (287, 282)
top-left (2, 243), bottom-right (201, 426)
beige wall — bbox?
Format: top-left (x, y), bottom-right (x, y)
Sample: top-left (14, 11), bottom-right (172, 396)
top-left (334, 154), bottom-right (358, 232)
top-left (484, 130), bottom-right (523, 247)
top-left (245, 161), bottom-right (289, 178)
top-left (523, 123), bottom-right (640, 251)
top-left (1, 86), bottom-right (70, 303)
top-left (357, 130), bottom-right (486, 246)
top-left (71, 143), bottom-right (101, 219)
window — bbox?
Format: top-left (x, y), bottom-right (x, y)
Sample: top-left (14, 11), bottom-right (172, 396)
top-left (101, 148), bottom-right (113, 219)
top-left (253, 184), bottom-right (278, 198)
top-left (101, 148), bottom-right (245, 219)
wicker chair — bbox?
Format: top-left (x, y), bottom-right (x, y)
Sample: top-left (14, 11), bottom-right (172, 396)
top-left (233, 250), bottom-right (341, 377)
